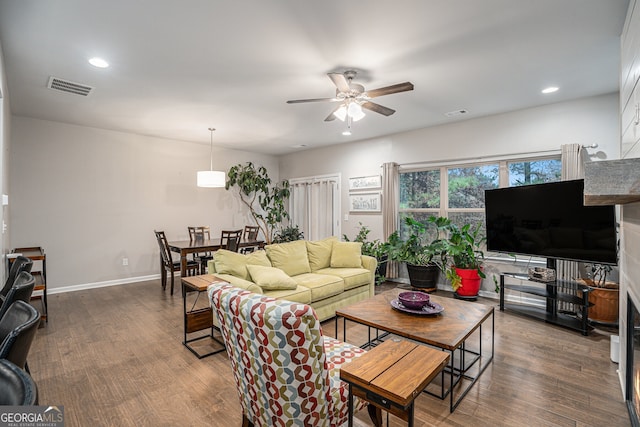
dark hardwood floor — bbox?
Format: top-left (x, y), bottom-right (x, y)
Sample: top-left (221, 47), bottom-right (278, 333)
top-left (27, 279), bottom-right (630, 426)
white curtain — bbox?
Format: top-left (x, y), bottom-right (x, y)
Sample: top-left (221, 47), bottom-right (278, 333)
top-left (382, 162), bottom-right (400, 278)
top-left (559, 143), bottom-right (591, 303)
top-left (561, 143), bottom-right (588, 180)
top-left (289, 177), bottom-right (338, 240)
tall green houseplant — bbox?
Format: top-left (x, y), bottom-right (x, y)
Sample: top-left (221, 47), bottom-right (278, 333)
top-left (226, 162), bottom-right (290, 244)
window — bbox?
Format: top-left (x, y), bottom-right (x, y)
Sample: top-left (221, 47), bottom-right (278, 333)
top-left (508, 159), bottom-right (561, 186)
top-left (399, 157), bottom-right (561, 241)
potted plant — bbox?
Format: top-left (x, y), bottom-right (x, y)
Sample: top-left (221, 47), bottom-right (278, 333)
top-left (272, 225), bottom-right (305, 243)
top-left (226, 162), bottom-right (291, 244)
top-left (343, 222), bottom-right (388, 284)
top-left (384, 217), bottom-right (443, 291)
top-left (581, 263), bottom-right (619, 324)
top-left (432, 217), bottom-right (486, 299)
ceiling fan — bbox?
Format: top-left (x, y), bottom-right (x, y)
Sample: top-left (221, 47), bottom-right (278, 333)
top-left (286, 70), bottom-right (414, 122)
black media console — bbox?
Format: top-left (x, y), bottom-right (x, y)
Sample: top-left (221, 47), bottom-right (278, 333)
top-left (499, 272), bottom-right (592, 336)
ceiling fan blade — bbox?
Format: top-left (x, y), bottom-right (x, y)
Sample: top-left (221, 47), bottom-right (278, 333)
top-left (362, 101), bottom-right (396, 116)
top-left (324, 104), bottom-right (342, 121)
top-left (328, 73), bottom-right (351, 93)
top-left (366, 82), bottom-right (414, 98)
top-left (287, 97), bottom-right (338, 104)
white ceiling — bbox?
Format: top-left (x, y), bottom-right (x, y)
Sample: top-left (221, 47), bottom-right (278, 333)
top-left (0, 0), bottom-right (630, 155)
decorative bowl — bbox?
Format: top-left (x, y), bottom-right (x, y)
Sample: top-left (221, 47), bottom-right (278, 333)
top-left (398, 291), bottom-right (430, 310)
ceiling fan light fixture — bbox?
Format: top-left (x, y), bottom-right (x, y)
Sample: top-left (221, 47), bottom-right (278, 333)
top-left (349, 102), bottom-right (366, 122)
top-left (197, 127), bottom-right (225, 188)
top-left (333, 105), bottom-right (347, 121)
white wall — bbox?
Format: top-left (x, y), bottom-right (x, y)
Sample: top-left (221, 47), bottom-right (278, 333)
top-left (0, 39), bottom-right (9, 286)
top-left (280, 93), bottom-right (620, 245)
top-left (8, 117), bottom-right (278, 291)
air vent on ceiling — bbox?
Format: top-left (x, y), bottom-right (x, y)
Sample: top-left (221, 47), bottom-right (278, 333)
top-left (47, 76), bottom-right (93, 96)
top-left (444, 109), bottom-right (468, 118)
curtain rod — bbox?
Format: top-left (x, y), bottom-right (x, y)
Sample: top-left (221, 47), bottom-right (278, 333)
top-left (392, 148), bottom-right (561, 170)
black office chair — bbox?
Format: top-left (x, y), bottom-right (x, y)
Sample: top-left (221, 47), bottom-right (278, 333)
top-left (0, 256), bottom-right (33, 300)
top-left (0, 272), bottom-right (36, 321)
top-left (0, 300), bottom-right (40, 372)
top-left (0, 359), bottom-right (37, 405)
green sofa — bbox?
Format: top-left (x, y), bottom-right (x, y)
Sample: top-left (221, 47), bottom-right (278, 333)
top-left (206, 237), bottom-right (376, 321)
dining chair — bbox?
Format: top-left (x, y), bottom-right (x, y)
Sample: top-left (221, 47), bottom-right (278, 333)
top-left (154, 230), bottom-right (199, 295)
top-left (240, 225), bottom-right (260, 254)
top-left (209, 284), bottom-right (379, 427)
top-left (0, 359), bottom-right (37, 405)
top-left (188, 226), bottom-right (213, 273)
top-left (220, 229), bottom-right (243, 253)
top-left (0, 300), bottom-right (41, 372)
top-left (0, 272), bottom-right (36, 322)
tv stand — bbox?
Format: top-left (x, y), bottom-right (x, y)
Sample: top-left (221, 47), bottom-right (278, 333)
top-left (499, 272), bottom-right (592, 336)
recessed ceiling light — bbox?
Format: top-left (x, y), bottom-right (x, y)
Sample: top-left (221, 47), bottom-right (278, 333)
top-left (342, 130), bottom-right (352, 136)
top-left (541, 86), bottom-right (559, 94)
top-left (88, 57), bottom-right (109, 68)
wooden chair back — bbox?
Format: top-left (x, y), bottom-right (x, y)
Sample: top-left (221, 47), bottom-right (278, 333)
top-left (188, 226), bottom-right (211, 242)
top-left (220, 229), bottom-right (243, 252)
top-left (243, 225), bottom-right (259, 241)
top-left (154, 230), bottom-right (173, 268)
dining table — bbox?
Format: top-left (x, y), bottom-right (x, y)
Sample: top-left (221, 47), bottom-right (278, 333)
top-left (168, 238), bottom-right (265, 276)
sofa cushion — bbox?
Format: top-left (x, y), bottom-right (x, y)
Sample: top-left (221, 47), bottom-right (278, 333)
top-left (213, 249), bottom-right (271, 280)
top-left (261, 285), bottom-right (312, 304)
top-left (245, 250), bottom-right (272, 267)
top-left (330, 242), bottom-right (362, 268)
top-left (315, 267), bottom-right (372, 291)
top-left (211, 273), bottom-right (263, 294)
top-left (265, 240), bottom-right (311, 277)
top-left (292, 273), bottom-right (344, 301)
top-left (247, 265), bottom-right (298, 290)
top-left (306, 237), bottom-right (338, 272)
top-left (214, 249), bottom-right (251, 280)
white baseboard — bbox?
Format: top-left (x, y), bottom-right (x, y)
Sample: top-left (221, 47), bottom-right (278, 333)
top-left (48, 274), bottom-right (161, 295)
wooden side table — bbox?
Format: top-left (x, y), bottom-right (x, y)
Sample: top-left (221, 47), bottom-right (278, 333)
top-left (181, 274), bottom-right (228, 358)
top-left (340, 339), bottom-right (450, 427)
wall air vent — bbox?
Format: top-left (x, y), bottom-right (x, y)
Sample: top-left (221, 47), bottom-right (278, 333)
top-left (47, 76), bottom-right (93, 96)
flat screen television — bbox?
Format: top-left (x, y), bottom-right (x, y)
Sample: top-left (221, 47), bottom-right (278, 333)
top-left (485, 179), bottom-right (617, 265)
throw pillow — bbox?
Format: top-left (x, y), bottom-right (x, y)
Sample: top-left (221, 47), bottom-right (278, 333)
top-left (265, 240), bottom-right (311, 276)
top-left (246, 265), bottom-right (298, 290)
top-left (214, 249), bottom-right (250, 280)
top-left (245, 250), bottom-right (272, 267)
top-left (330, 241), bottom-right (362, 268)
top-left (306, 236), bottom-right (338, 271)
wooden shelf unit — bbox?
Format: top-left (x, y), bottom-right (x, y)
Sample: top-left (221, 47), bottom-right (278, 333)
top-left (11, 246), bottom-right (48, 322)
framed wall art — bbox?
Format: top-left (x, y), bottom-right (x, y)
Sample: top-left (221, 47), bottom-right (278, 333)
top-left (349, 192), bottom-right (381, 213)
top-left (348, 175), bottom-right (381, 191)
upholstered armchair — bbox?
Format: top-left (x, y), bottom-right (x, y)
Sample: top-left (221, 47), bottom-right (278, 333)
top-left (209, 283), bottom-right (377, 427)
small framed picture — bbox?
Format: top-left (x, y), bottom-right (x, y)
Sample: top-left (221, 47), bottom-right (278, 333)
top-left (349, 193), bottom-right (382, 213)
top-left (349, 175), bottom-right (381, 191)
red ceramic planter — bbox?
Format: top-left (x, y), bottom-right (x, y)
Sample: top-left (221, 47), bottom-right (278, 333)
top-left (455, 267), bottom-right (482, 296)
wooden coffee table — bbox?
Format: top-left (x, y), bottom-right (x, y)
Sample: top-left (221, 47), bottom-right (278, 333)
top-left (335, 290), bottom-right (494, 412)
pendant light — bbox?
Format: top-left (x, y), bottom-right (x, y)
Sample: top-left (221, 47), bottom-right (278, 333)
top-left (197, 127), bottom-right (226, 188)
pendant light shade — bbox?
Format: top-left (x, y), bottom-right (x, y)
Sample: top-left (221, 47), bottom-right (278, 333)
top-left (197, 127), bottom-right (226, 188)
top-left (197, 170), bottom-right (226, 187)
